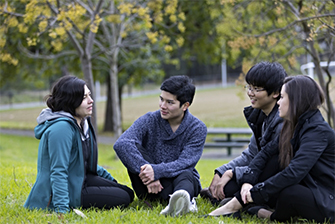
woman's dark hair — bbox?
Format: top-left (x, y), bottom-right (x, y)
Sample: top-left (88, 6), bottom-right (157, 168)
top-left (46, 75), bottom-right (86, 116)
top-left (160, 75), bottom-right (195, 107)
top-left (279, 75), bottom-right (324, 168)
top-left (246, 61), bottom-right (287, 99)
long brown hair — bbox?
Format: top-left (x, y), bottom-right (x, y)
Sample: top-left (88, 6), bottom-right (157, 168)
top-left (278, 75), bottom-right (324, 168)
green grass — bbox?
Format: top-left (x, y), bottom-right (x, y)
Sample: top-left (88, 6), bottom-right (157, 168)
top-left (0, 134), bottom-right (326, 224)
top-left (0, 86), bottom-right (252, 131)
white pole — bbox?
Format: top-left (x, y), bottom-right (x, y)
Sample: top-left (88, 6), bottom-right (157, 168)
top-left (95, 81), bottom-right (101, 101)
top-left (221, 58), bottom-right (227, 87)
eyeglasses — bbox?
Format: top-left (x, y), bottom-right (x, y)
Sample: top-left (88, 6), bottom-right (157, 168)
top-left (244, 85), bottom-right (266, 93)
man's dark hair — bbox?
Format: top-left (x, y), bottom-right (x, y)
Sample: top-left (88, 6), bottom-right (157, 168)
top-left (245, 61), bottom-right (287, 99)
top-left (46, 75), bottom-right (86, 116)
top-left (160, 75), bottom-right (195, 107)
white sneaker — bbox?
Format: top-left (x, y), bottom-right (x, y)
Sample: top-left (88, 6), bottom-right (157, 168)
top-left (189, 197), bottom-right (198, 213)
top-left (160, 190), bottom-right (197, 216)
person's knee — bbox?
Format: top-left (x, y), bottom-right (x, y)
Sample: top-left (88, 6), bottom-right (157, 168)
top-left (278, 185), bottom-right (300, 200)
top-left (175, 170), bottom-right (196, 186)
top-left (179, 169), bottom-right (194, 179)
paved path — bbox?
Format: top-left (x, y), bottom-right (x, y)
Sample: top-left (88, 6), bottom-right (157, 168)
top-left (0, 128), bottom-right (117, 145)
top-left (0, 128), bottom-right (241, 160)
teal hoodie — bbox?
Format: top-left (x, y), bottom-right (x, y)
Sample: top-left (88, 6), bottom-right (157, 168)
top-left (24, 108), bottom-right (114, 213)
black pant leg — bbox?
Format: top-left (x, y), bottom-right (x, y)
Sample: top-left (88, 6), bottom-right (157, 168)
top-left (81, 174), bottom-right (134, 209)
top-left (129, 144), bottom-right (200, 201)
top-left (234, 154), bottom-right (281, 207)
top-left (172, 169), bottom-right (201, 199)
top-left (128, 169), bottom-right (200, 202)
top-left (128, 169), bottom-right (160, 201)
top-left (270, 184), bottom-right (326, 223)
top-left (223, 176), bottom-right (240, 197)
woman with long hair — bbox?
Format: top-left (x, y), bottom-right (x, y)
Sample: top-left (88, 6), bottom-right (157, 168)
top-left (205, 75), bottom-right (334, 223)
top-left (25, 75), bottom-right (134, 214)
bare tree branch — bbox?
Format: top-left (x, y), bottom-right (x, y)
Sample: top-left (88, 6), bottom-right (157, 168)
top-left (87, 0), bottom-right (94, 10)
top-left (46, 0), bottom-right (59, 14)
top-left (74, 0), bottom-right (94, 15)
top-left (66, 29), bottom-right (84, 56)
top-left (1, 2), bottom-right (24, 17)
top-left (101, 20), bottom-right (113, 50)
top-left (85, 0), bottom-right (105, 59)
top-left (238, 14), bottom-right (335, 38)
top-left (18, 41), bottom-right (77, 59)
top-left (96, 56), bottom-right (110, 65)
top-left (282, 0), bottom-right (300, 19)
top-left (317, 17), bottom-right (335, 34)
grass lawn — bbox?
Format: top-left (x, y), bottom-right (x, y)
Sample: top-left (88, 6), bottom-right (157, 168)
top-left (0, 134), bottom-right (325, 224)
top-left (0, 86), bottom-right (253, 131)
top-left (1, 85), bottom-right (333, 223)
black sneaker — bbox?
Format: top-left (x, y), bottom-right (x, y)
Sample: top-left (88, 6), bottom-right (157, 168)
top-left (199, 188), bottom-right (220, 206)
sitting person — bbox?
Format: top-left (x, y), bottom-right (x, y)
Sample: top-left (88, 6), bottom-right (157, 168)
top-left (200, 61), bottom-right (287, 207)
top-left (113, 75), bottom-right (207, 217)
top-left (25, 75), bottom-right (134, 214)
top-left (206, 75), bottom-right (335, 223)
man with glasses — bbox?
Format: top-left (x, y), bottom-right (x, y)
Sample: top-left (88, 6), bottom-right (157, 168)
top-left (200, 62), bottom-right (287, 211)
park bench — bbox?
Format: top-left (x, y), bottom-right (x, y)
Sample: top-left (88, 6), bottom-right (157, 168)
top-left (204, 127), bottom-right (252, 156)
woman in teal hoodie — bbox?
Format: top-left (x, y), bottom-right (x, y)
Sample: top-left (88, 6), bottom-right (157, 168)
top-left (24, 76), bottom-right (134, 213)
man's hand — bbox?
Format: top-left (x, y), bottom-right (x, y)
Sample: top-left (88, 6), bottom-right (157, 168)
top-left (209, 170), bottom-right (233, 200)
top-left (146, 180), bottom-right (163, 194)
top-left (139, 164), bottom-right (155, 185)
top-left (240, 183), bottom-right (253, 204)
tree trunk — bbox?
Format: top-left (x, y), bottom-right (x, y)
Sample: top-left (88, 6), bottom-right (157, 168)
top-left (81, 56), bottom-right (98, 131)
top-left (309, 42), bottom-right (335, 129)
top-left (104, 74), bottom-right (125, 133)
top-left (109, 52), bottom-right (122, 137)
top-left (302, 20), bottom-right (335, 129)
top-left (104, 74), bottom-right (114, 132)
top-left (323, 68), bottom-right (335, 128)
top-left (118, 84), bottom-right (123, 122)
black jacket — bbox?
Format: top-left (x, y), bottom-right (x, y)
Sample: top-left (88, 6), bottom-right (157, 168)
top-left (249, 110), bottom-right (335, 222)
top-left (216, 105), bottom-right (283, 182)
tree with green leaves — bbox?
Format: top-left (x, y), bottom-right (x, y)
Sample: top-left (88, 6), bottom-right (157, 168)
top-left (1, 0), bottom-right (186, 136)
top-left (178, 0), bottom-right (335, 128)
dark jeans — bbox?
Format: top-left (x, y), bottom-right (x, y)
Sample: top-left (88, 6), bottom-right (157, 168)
top-left (81, 173), bottom-right (134, 209)
top-left (270, 184), bottom-right (327, 223)
top-left (128, 143), bottom-right (200, 202)
top-left (224, 155), bottom-right (281, 208)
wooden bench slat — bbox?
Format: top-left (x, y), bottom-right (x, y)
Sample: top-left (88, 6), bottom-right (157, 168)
top-left (204, 142), bottom-right (248, 148)
top-left (204, 127), bottom-right (252, 156)
top-left (207, 127), bottom-right (252, 135)
top-left (211, 137), bottom-right (250, 143)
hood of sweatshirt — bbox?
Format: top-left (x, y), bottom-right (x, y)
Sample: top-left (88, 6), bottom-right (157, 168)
top-left (34, 108), bottom-right (77, 140)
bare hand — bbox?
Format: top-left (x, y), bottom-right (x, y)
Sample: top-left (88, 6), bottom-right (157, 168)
top-left (240, 183), bottom-right (253, 204)
top-left (209, 170), bottom-right (233, 200)
top-left (209, 173), bottom-right (222, 199)
top-left (146, 180), bottom-right (163, 194)
top-left (139, 164), bottom-right (154, 185)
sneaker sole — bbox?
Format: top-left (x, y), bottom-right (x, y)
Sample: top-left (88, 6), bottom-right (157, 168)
top-left (161, 190), bottom-right (190, 217)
